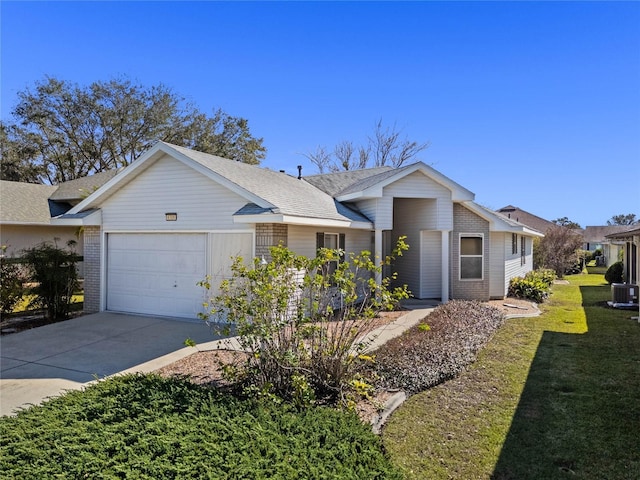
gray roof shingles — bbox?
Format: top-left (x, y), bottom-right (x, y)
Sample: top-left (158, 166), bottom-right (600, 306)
top-left (49, 169), bottom-right (120, 201)
top-left (165, 143), bottom-right (371, 224)
top-left (583, 225), bottom-right (636, 243)
top-left (0, 181), bottom-right (58, 224)
top-left (304, 167), bottom-right (393, 197)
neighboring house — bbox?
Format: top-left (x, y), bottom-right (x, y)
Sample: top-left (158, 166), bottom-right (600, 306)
top-left (582, 225), bottom-right (630, 267)
top-left (0, 171), bottom-right (119, 274)
top-left (496, 205), bottom-right (556, 234)
top-left (606, 226), bottom-right (640, 285)
top-left (52, 142), bottom-right (542, 319)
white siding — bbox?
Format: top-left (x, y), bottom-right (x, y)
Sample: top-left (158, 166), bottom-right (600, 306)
top-left (101, 154), bottom-right (249, 231)
top-left (490, 232), bottom-right (506, 298)
top-left (498, 233), bottom-right (535, 299)
top-left (207, 232), bottom-right (254, 297)
top-left (421, 230), bottom-right (442, 298)
top-left (355, 197), bottom-right (393, 230)
top-left (287, 225), bottom-right (371, 258)
top-left (355, 199), bottom-right (379, 224)
top-left (383, 171), bottom-right (453, 230)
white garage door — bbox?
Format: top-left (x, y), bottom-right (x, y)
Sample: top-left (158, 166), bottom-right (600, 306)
top-left (107, 233), bottom-right (207, 318)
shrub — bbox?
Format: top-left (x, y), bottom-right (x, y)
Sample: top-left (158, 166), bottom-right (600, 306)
top-left (200, 240), bottom-right (410, 407)
top-left (508, 269), bottom-right (556, 303)
top-left (604, 261), bottom-right (624, 284)
top-left (531, 268), bottom-right (557, 287)
top-left (0, 374), bottom-right (403, 479)
top-left (0, 250), bottom-right (27, 317)
top-left (21, 242), bottom-right (79, 321)
top-left (368, 300), bottom-right (504, 394)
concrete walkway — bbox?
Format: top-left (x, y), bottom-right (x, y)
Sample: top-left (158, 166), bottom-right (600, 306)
top-left (0, 312), bottom-right (229, 416)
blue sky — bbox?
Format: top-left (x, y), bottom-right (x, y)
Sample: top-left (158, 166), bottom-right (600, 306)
top-left (2, 1), bottom-right (639, 227)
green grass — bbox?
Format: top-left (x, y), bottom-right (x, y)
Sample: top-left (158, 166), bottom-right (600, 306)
top-left (0, 374), bottom-right (402, 479)
top-left (585, 265), bottom-right (608, 275)
top-left (383, 274), bottom-right (640, 479)
top-left (9, 293), bottom-right (83, 315)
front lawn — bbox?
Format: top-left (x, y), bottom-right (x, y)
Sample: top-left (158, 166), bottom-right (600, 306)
top-left (0, 374), bottom-right (402, 479)
top-left (382, 274), bottom-right (640, 479)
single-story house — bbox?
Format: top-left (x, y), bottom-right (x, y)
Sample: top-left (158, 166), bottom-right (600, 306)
top-left (51, 142), bottom-right (542, 319)
top-left (496, 205), bottom-right (556, 234)
top-left (0, 171), bottom-right (117, 261)
top-left (582, 225), bottom-right (630, 267)
top-left (606, 226), bottom-right (640, 285)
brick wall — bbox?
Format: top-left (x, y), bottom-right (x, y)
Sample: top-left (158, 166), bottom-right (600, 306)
top-left (83, 226), bottom-right (101, 313)
top-left (255, 223), bottom-right (288, 261)
top-left (451, 204), bottom-right (490, 301)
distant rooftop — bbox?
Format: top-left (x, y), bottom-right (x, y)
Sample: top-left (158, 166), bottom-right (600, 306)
top-left (496, 205), bottom-right (556, 233)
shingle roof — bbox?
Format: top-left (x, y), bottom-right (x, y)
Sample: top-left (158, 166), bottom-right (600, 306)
top-left (496, 205), bottom-right (556, 233)
top-left (606, 226), bottom-right (640, 238)
top-left (0, 181), bottom-right (58, 224)
top-left (49, 169), bottom-right (120, 201)
top-left (164, 143), bottom-right (371, 224)
top-left (585, 225), bottom-right (640, 241)
top-left (470, 202), bottom-right (544, 235)
top-left (305, 167), bottom-right (393, 197)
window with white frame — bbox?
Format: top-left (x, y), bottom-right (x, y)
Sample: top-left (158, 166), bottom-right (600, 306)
top-left (316, 232), bottom-right (345, 277)
top-left (460, 234), bottom-right (483, 280)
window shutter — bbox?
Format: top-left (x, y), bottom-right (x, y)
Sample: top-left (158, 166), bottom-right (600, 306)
top-left (316, 232), bottom-right (324, 251)
top-left (339, 233), bottom-right (346, 263)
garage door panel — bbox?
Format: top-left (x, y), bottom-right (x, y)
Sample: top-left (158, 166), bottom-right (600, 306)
top-left (107, 233), bottom-right (207, 318)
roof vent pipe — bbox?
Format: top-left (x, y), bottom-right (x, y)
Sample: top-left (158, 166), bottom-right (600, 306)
top-left (297, 165), bottom-right (302, 180)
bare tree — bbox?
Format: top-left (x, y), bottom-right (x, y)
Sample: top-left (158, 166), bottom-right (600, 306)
top-left (303, 119), bottom-right (430, 173)
top-left (369, 119), bottom-right (430, 168)
top-left (332, 140), bottom-right (369, 171)
top-left (302, 145), bottom-right (332, 174)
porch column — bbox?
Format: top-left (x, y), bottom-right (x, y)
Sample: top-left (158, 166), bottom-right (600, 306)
top-left (441, 230), bottom-right (450, 302)
top-left (375, 228), bottom-right (383, 286)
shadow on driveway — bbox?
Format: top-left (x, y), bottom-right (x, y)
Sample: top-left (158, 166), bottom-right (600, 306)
top-left (0, 312), bottom-right (227, 415)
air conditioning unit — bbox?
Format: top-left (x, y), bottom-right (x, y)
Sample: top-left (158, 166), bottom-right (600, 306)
top-left (611, 284), bottom-right (639, 304)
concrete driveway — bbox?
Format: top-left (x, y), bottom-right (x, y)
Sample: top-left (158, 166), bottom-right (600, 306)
top-left (0, 312), bottom-right (230, 416)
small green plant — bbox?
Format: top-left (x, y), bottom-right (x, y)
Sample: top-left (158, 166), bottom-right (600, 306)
top-left (604, 261), bottom-right (624, 284)
top-left (0, 246), bottom-right (27, 318)
top-left (508, 269), bottom-right (556, 302)
top-left (199, 239), bottom-right (410, 407)
top-left (21, 241), bottom-right (80, 321)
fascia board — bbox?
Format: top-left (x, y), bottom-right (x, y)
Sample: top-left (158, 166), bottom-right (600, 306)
top-left (233, 213), bottom-right (372, 230)
top-left (465, 202), bottom-right (543, 237)
top-left (50, 210), bottom-right (102, 226)
top-left (65, 142), bottom-right (275, 215)
top-left (335, 162), bottom-right (475, 202)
